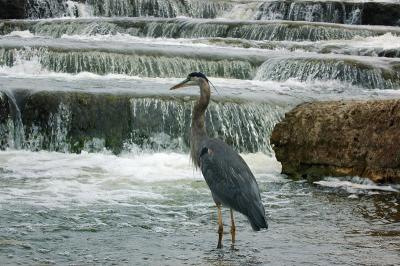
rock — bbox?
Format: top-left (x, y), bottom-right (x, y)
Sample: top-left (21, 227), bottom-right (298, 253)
top-left (0, 92), bottom-right (11, 149)
top-left (0, 0), bottom-right (26, 19)
top-left (362, 3), bottom-right (400, 27)
top-left (271, 100), bottom-right (400, 183)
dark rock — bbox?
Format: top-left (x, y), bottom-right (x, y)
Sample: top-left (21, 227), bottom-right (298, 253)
top-left (271, 100), bottom-right (400, 183)
top-left (0, 92), bottom-right (11, 149)
top-left (0, 0), bottom-right (26, 19)
top-left (362, 3), bottom-right (400, 26)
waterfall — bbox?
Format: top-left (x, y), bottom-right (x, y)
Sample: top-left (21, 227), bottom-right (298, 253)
top-left (255, 0), bottom-right (361, 24)
top-left (129, 98), bottom-right (284, 153)
top-left (21, 0), bottom-right (400, 26)
top-left (0, 47), bottom-right (255, 79)
top-left (255, 57), bottom-right (400, 90)
top-left (0, 91), bottom-right (286, 154)
top-left (0, 91), bottom-right (25, 150)
top-left (24, 102), bottom-right (71, 152)
top-left (12, 18), bottom-right (390, 42)
top-left (85, 0), bottom-right (232, 18)
top-left (2, 45), bottom-right (399, 90)
top-left (26, 0), bottom-right (72, 18)
top-left (254, 0), bottom-right (400, 26)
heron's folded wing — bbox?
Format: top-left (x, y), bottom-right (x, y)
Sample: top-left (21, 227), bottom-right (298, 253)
top-left (199, 139), bottom-right (263, 215)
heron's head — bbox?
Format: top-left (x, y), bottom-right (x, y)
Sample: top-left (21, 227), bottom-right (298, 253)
top-left (170, 72), bottom-right (209, 90)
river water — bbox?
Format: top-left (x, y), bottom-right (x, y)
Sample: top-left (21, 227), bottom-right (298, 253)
top-left (0, 0), bottom-right (400, 265)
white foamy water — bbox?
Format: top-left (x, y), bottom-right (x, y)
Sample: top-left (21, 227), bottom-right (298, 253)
top-left (0, 150), bottom-right (279, 207)
top-left (307, 33), bottom-right (400, 51)
top-left (6, 31), bottom-right (36, 38)
top-left (314, 177), bottom-right (400, 194)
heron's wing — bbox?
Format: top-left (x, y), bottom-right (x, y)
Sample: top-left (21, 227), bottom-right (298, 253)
top-left (199, 139), bottom-right (267, 230)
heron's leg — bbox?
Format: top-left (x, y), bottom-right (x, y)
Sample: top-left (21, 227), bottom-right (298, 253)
top-left (217, 204), bottom-right (223, 249)
top-left (230, 208), bottom-right (236, 249)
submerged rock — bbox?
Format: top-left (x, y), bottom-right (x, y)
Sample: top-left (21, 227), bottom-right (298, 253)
top-left (271, 99), bottom-right (400, 183)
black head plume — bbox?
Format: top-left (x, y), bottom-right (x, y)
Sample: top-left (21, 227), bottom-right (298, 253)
top-left (188, 72), bottom-right (209, 82)
top-left (188, 72), bottom-right (220, 96)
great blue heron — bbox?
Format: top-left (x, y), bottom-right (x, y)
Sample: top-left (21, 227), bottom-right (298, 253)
top-left (170, 72), bottom-right (268, 249)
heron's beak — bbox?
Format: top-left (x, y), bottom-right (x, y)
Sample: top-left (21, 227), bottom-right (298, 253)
top-left (170, 78), bottom-right (190, 90)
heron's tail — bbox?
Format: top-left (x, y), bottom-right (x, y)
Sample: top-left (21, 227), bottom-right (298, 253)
top-left (247, 202), bottom-right (268, 231)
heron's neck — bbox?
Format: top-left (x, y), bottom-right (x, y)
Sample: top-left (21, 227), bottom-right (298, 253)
top-left (191, 79), bottom-right (210, 167)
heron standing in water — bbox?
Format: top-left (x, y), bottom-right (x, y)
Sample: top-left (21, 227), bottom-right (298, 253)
top-left (170, 72), bottom-right (268, 249)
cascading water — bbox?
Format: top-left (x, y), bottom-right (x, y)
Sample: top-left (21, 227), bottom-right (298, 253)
top-left (22, 0), bottom-right (400, 27)
top-left (129, 97), bottom-right (283, 153)
top-left (255, 57), bottom-right (400, 89)
top-left (7, 18), bottom-right (396, 41)
top-left (255, 0), bottom-right (362, 24)
top-left (0, 47), bottom-right (255, 79)
top-left (1, 0), bottom-right (400, 265)
top-left (1, 92), bottom-right (285, 154)
top-left (0, 91), bottom-right (25, 150)
top-left (1, 42), bottom-right (399, 89)
top-left (25, 0), bottom-right (233, 19)
top-left (254, 0), bottom-right (400, 26)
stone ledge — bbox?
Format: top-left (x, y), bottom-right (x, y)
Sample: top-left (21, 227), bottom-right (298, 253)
top-left (271, 99), bottom-right (400, 183)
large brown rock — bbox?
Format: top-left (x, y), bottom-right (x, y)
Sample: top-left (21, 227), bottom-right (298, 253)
top-left (271, 99), bottom-right (400, 183)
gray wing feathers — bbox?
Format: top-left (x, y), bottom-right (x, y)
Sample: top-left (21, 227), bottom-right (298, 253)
top-left (199, 138), bottom-right (268, 231)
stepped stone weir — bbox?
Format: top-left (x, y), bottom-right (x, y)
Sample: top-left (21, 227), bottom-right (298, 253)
top-left (1, 37), bottom-right (399, 89)
top-left (0, 90), bottom-right (284, 154)
top-left (2, 18), bottom-right (400, 41)
top-left (256, 0), bottom-right (400, 26)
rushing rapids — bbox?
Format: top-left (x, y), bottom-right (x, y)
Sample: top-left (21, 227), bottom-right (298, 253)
top-left (0, 0), bottom-right (400, 265)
